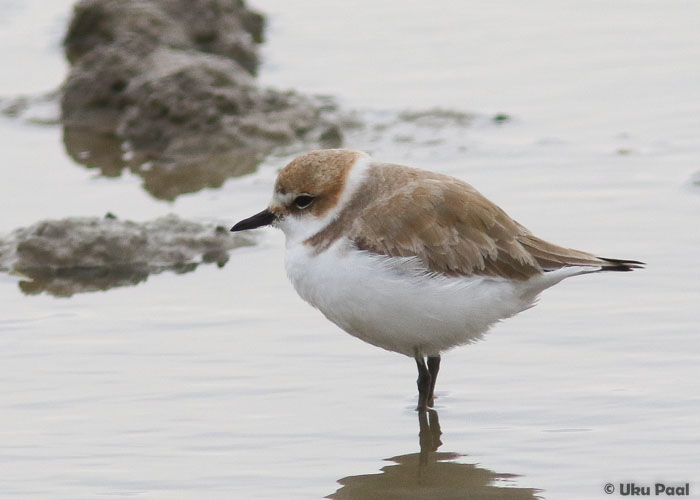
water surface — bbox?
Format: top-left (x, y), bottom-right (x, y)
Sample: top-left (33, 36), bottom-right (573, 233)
top-left (1, 1), bottom-right (699, 498)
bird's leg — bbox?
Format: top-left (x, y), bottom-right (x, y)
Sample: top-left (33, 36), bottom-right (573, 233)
top-left (426, 355), bottom-right (441, 407)
top-left (414, 352), bottom-right (431, 411)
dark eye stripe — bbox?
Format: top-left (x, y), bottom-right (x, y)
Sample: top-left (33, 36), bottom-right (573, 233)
top-left (293, 195), bottom-right (315, 209)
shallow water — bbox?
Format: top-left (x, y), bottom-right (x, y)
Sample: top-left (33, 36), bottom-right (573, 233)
top-left (1, 1), bottom-right (700, 499)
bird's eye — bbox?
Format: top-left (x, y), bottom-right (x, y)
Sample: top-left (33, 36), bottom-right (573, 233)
top-left (293, 195), bottom-right (315, 209)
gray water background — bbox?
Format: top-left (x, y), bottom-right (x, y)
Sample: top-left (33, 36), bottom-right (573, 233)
top-left (1, 1), bottom-right (699, 498)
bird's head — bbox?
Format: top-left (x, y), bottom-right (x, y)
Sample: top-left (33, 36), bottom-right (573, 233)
top-left (231, 149), bottom-right (369, 242)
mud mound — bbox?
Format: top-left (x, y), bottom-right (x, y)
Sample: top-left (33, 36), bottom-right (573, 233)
top-left (0, 214), bottom-right (252, 297)
top-left (61, 0), bottom-right (343, 200)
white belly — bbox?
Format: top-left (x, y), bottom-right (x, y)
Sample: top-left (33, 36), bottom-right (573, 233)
top-left (284, 239), bottom-right (548, 357)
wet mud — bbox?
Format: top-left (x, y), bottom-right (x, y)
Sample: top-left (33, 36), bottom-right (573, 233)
top-left (0, 214), bottom-right (252, 297)
top-left (60, 0), bottom-right (345, 200)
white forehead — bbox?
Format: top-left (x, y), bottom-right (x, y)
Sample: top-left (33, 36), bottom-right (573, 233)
top-left (271, 191), bottom-right (295, 206)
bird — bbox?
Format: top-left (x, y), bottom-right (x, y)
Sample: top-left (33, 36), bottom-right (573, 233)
top-left (231, 149), bottom-right (643, 410)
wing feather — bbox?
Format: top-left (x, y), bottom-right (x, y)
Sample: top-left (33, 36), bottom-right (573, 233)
top-left (306, 162), bottom-right (637, 279)
top-left (346, 164), bottom-right (545, 279)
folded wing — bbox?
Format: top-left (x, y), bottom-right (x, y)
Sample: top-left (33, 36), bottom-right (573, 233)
top-left (339, 163), bottom-right (642, 279)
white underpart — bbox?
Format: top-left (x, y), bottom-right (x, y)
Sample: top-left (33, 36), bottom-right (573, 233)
top-left (285, 236), bottom-right (599, 357)
top-left (274, 153), bottom-right (371, 245)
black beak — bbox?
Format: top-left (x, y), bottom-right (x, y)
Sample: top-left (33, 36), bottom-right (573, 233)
top-left (230, 209), bottom-right (276, 232)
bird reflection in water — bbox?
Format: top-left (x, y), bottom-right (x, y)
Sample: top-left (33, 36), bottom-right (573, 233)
top-left (328, 408), bottom-right (540, 500)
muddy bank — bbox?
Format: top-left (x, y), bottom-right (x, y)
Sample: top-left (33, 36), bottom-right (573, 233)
top-left (0, 214), bottom-right (251, 297)
top-left (61, 0), bottom-right (345, 200)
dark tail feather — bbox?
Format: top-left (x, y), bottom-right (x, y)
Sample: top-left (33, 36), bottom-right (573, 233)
top-left (598, 257), bottom-right (646, 272)
top-left (518, 235), bottom-right (645, 273)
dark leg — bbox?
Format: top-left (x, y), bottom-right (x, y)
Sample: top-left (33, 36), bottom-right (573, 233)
top-left (426, 355), bottom-right (441, 407)
top-left (414, 352), bottom-right (431, 411)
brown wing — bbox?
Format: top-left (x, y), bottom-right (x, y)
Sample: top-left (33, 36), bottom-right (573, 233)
top-left (306, 163), bottom-right (631, 279)
top-left (343, 164), bottom-right (545, 279)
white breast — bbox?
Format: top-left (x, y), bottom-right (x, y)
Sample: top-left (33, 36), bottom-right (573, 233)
top-left (284, 238), bottom-right (546, 357)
